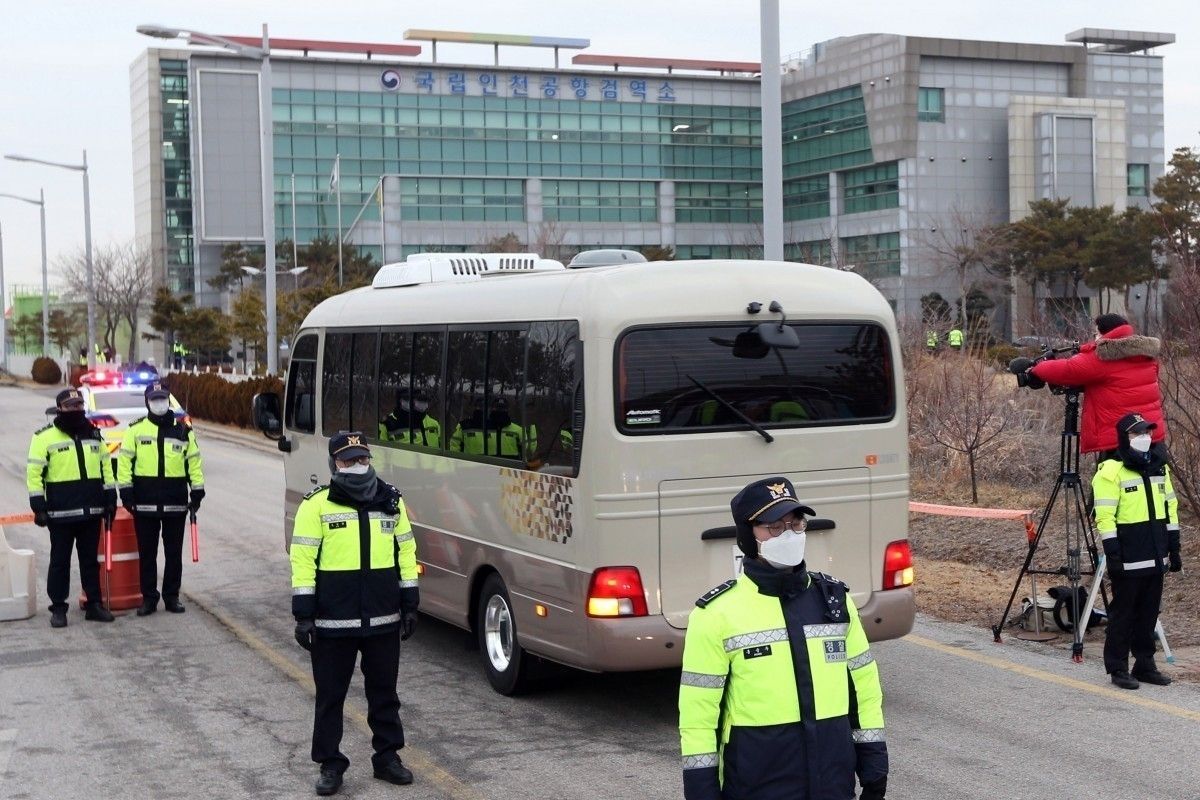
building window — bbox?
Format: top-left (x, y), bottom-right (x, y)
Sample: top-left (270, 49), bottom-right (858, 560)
top-left (842, 162), bottom-right (899, 214)
top-left (784, 175), bottom-right (830, 221)
top-left (543, 180), bottom-right (656, 223)
top-left (675, 182), bottom-right (762, 224)
top-left (840, 232), bottom-right (901, 279)
top-left (1127, 163), bottom-right (1150, 197)
top-left (918, 88), bottom-right (944, 123)
top-left (785, 239), bottom-right (833, 265)
top-left (782, 86), bottom-right (872, 179)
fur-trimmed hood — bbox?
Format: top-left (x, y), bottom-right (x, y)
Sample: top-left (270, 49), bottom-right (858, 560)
top-left (1097, 333), bottom-right (1160, 362)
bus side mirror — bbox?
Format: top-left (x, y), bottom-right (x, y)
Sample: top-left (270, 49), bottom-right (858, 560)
top-left (756, 322), bottom-right (800, 350)
top-left (732, 331), bottom-right (770, 359)
top-left (252, 392), bottom-right (283, 441)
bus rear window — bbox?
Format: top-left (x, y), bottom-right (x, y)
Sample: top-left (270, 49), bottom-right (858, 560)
top-left (616, 323), bottom-right (894, 433)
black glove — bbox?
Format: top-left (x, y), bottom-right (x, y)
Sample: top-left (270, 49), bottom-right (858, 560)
top-left (104, 504), bottom-right (117, 527)
top-left (189, 489), bottom-right (205, 513)
top-left (400, 609), bottom-right (418, 641)
top-left (859, 777), bottom-right (887, 800)
top-left (1008, 356), bottom-right (1034, 375)
top-left (33, 510), bottom-right (49, 528)
top-left (1107, 555), bottom-right (1124, 575)
top-left (294, 619), bottom-right (315, 651)
top-left (1168, 550), bottom-right (1182, 573)
top-left (120, 489), bottom-right (135, 514)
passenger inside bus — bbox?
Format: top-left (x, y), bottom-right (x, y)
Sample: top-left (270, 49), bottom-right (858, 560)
top-left (449, 398), bottom-right (524, 458)
top-left (379, 389), bottom-right (440, 448)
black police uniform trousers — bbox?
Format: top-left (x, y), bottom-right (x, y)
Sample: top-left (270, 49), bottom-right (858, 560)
top-left (1103, 570), bottom-right (1164, 674)
top-left (47, 519), bottom-right (102, 612)
top-left (134, 514), bottom-right (186, 602)
top-left (311, 630), bottom-right (405, 772)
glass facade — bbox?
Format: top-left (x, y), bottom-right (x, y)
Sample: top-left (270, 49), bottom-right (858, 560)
top-left (270, 90), bottom-right (762, 243)
top-left (840, 232), bottom-right (901, 279)
top-left (842, 162), bottom-right (899, 214)
top-left (918, 87), bottom-right (944, 122)
top-left (674, 244), bottom-right (764, 260)
top-left (160, 59), bottom-right (194, 294)
top-left (785, 239), bottom-right (834, 265)
top-left (781, 86), bottom-right (872, 179)
top-left (675, 182), bottom-right (761, 223)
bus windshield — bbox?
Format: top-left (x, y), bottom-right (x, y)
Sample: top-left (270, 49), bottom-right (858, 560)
top-left (616, 322), bottom-right (894, 433)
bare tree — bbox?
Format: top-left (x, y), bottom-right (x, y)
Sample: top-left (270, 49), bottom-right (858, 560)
top-left (532, 220), bottom-right (578, 263)
top-left (917, 207), bottom-right (1009, 333)
top-left (913, 354), bottom-right (1020, 503)
top-left (56, 241), bottom-right (155, 362)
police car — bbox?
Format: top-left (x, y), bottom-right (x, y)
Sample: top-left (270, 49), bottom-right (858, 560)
top-left (75, 369), bottom-right (189, 455)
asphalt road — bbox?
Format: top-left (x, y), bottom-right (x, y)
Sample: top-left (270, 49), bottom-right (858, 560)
top-left (2, 383), bottom-right (1199, 799)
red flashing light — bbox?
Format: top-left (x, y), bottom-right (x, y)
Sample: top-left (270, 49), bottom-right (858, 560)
top-left (586, 566), bottom-right (648, 617)
top-left (883, 540), bottom-right (914, 589)
top-left (89, 414), bottom-right (119, 428)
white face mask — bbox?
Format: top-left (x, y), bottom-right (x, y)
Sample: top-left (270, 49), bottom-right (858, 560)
top-left (148, 399), bottom-right (170, 416)
top-left (338, 462), bottom-right (371, 475)
top-left (1130, 434), bottom-right (1152, 453)
top-left (759, 530), bottom-right (807, 569)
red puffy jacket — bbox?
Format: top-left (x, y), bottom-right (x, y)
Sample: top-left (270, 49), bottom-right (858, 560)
top-left (1028, 324), bottom-right (1166, 453)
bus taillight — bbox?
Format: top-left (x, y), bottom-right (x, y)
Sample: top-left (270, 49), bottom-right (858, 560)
top-left (586, 566), bottom-right (649, 617)
top-left (882, 540), bottom-right (914, 589)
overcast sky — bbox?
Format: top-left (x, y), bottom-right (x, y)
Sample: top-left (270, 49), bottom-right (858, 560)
top-left (0, 0), bottom-right (1195, 296)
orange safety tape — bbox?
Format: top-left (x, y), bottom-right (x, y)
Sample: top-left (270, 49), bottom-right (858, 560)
top-left (909, 501), bottom-right (1038, 542)
top-left (0, 512), bottom-right (36, 526)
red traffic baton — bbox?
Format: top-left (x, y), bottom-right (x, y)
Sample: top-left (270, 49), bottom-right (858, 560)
top-left (104, 516), bottom-right (114, 574)
top-left (190, 510), bottom-right (200, 563)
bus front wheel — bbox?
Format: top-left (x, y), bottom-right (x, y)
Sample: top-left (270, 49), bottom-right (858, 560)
top-left (476, 573), bottom-right (532, 695)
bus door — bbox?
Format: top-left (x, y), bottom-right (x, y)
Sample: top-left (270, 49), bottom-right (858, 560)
top-left (657, 468), bottom-right (873, 629)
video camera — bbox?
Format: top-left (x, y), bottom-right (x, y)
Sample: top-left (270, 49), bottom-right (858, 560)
top-left (1008, 342), bottom-right (1081, 392)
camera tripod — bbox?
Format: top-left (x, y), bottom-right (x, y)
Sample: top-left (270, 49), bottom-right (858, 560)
top-left (992, 388), bottom-right (1107, 662)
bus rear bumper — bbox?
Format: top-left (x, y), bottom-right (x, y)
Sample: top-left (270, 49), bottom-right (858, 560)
top-left (585, 615), bottom-right (686, 672)
top-left (857, 587), bottom-right (916, 642)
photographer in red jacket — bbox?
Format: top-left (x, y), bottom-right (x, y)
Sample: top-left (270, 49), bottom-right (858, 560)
top-left (1024, 314), bottom-right (1166, 454)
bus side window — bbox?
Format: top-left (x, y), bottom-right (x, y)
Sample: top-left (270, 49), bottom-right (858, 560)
top-left (321, 332), bottom-right (352, 435)
top-left (526, 321), bottom-right (580, 474)
top-left (286, 333), bottom-right (318, 434)
top-left (411, 331), bottom-right (445, 450)
top-left (446, 331), bottom-right (487, 456)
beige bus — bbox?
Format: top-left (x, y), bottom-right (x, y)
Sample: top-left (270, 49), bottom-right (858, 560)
top-left (254, 253), bottom-right (915, 694)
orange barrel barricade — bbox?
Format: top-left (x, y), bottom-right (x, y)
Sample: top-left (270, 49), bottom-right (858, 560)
top-left (79, 508), bottom-right (142, 611)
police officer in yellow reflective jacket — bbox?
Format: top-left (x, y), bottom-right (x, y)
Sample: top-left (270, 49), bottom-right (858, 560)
top-left (378, 389), bottom-right (440, 448)
top-left (117, 382), bottom-right (204, 616)
top-left (1093, 412), bottom-right (1181, 690)
top-left (679, 477), bottom-right (888, 800)
top-left (291, 431), bottom-right (419, 796)
top-left (27, 388), bottom-right (117, 627)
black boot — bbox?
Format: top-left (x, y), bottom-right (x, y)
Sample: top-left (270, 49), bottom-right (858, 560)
top-left (136, 599), bottom-right (157, 616)
top-left (315, 765), bottom-right (342, 796)
top-left (1133, 662), bottom-right (1172, 686)
top-left (85, 605), bottom-right (115, 622)
top-left (1110, 670), bottom-right (1139, 690)
top-left (373, 757), bottom-right (413, 785)
top-left (50, 610), bottom-right (68, 628)
top-left (163, 597), bottom-right (186, 614)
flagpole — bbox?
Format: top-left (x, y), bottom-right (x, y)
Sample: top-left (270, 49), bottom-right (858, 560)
top-left (290, 173), bottom-right (298, 269)
top-left (334, 153), bottom-right (344, 287)
top-left (379, 175), bottom-right (387, 265)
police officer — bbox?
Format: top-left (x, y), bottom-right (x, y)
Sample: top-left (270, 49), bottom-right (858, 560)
top-left (1093, 413), bottom-right (1181, 690)
top-left (291, 432), bottom-right (419, 796)
top-left (679, 477), bottom-right (888, 800)
top-left (117, 382), bottom-right (205, 616)
top-left (378, 389), bottom-right (440, 448)
top-left (26, 388), bottom-right (117, 627)
top-left (947, 327), bottom-right (964, 351)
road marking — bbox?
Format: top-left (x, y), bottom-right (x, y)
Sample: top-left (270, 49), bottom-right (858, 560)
top-left (905, 634), bottom-right (1200, 722)
top-left (0, 728), bottom-right (16, 776)
top-left (184, 591), bottom-right (484, 800)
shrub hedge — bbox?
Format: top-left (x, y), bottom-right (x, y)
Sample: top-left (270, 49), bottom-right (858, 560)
top-left (162, 373), bottom-right (285, 428)
top-left (32, 356), bottom-right (63, 385)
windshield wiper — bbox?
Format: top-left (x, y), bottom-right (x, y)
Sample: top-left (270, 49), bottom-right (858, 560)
top-left (687, 375), bottom-right (773, 444)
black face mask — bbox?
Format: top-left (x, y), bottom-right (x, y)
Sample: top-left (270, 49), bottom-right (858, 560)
top-left (55, 409), bottom-right (91, 434)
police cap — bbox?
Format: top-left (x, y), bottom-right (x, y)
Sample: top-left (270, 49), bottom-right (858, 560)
top-left (1117, 412), bottom-right (1156, 436)
top-left (55, 388), bottom-right (85, 410)
top-left (145, 382), bottom-right (170, 401)
top-left (329, 430), bottom-right (371, 461)
top-left (731, 476), bottom-right (815, 525)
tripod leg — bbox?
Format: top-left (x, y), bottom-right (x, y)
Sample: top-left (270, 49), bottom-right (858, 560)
top-left (993, 478), bottom-right (1064, 641)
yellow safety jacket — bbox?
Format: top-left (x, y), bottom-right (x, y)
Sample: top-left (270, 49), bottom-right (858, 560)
top-left (948, 328), bottom-right (964, 348)
top-left (1093, 457), bottom-right (1178, 575)
top-left (117, 416), bottom-right (204, 516)
top-left (449, 421), bottom-right (524, 458)
top-left (679, 561), bottom-right (886, 800)
top-left (27, 422), bottom-right (116, 522)
top-left (290, 482), bottom-right (418, 637)
top-left (378, 411), bottom-right (441, 448)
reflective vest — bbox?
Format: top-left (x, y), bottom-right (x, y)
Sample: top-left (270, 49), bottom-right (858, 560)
top-left (27, 423), bottom-right (115, 522)
top-left (925, 330), bottom-right (938, 348)
top-left (117, 417), bottom-right (204, 516)
top-left (1093, 458), bottom-right (1179, 575)
top-left (450, 421), bottom-right (524, 457)
top-left (769, 400), bottom-right (809, 423)
top-left (679, 566), bottom-right (886, 800)
top-left (948, 329), bottom-right (964, 348)
top-left (289, 485), bottom-right (418, 636)
top-left (379, 412), bottom-right (441, 448)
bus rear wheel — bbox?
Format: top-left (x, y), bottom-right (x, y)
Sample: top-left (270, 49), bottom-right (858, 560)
top-left (476, 573), bottom-right (532, 695)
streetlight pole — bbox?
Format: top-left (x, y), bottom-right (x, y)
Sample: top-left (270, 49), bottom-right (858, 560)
top-left (759, 0), bottom-right (784, 261)
top-left (136, 22), bottom-right (278, 373)
top-left (4, 153), bottom-right (97, 365)
top-left (0, 190), bottom-right (51, 356)
top-left (0, 220), bottom-right (6, 373)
